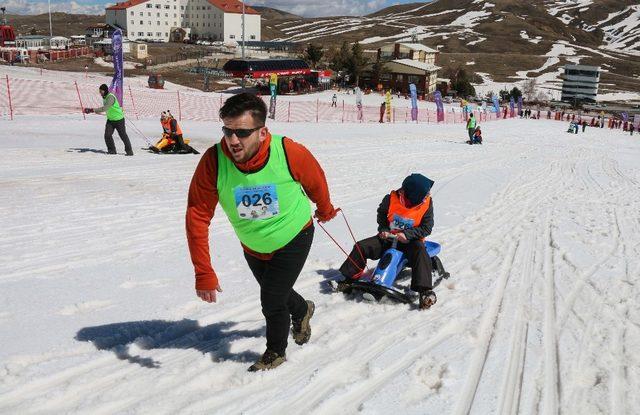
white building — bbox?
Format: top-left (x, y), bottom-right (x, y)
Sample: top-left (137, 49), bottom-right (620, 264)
top-left (561, 64), bottom-right (600, 103)
top-left (105, 0), bottom-right (260, 43)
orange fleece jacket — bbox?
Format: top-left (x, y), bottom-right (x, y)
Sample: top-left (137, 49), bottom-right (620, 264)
top-left (186, 133), bottom-right (335, 291)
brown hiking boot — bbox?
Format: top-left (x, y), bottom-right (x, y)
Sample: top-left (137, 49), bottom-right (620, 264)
top-left (419, 290), bottom-right (437, 310)
top-left (247, 350), bottom-right (286, 372)
top-left (291, 300), bottom-right (315, 345)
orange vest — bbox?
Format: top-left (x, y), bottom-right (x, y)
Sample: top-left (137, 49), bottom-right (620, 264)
top-left (161, 117), bottom-right (182, 135)
top-left (386, 190), bottom-right (431, 231)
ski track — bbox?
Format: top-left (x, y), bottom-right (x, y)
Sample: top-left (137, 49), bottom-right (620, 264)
top-left (1, 119), bottom-right (640, 413)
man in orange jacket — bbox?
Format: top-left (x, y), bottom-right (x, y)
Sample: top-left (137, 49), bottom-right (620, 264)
top-left (186, 93), bottom-right (337, 371)
top-left (336, 173), bottom-right (437, 310)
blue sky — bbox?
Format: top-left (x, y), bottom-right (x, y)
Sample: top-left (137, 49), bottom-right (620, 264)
top-left (5, 0), bottom-right (428, 17)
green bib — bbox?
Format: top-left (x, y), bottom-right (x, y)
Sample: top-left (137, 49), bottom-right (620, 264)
top-left (105, 93), bottom-right (124, 121)
top-left (217, 135), bottom-right (311, 253)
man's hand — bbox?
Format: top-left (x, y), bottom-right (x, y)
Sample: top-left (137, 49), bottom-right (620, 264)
top-left (378, 231), bottom-right (391, 239)
top-left (396, 232), bottom-right (408, 243)
top-left (196, 284), bottom-right (223, 303)
top-left (83, 108), bottom-right (94, 114)
top-left (314, 207), bottom-right (340, 223)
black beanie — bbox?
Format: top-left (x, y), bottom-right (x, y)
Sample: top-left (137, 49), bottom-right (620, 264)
top-left (99, 84), bottom-right (109, 94)
top-left (401, 173), bottom-right (434, 205)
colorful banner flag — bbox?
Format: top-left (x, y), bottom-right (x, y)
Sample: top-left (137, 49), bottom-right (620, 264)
top-left (385, 90), bottom-right (392, 122)
top-left (355, 87), bottom-right (363, 122)
top-left (268, 95), bottom-right (276, 120)
top-left (517, 96), bottom-right (523, 115)
top-left (492, 95), bottom-right (500, 116)
top-left (110, 29), bottom-right (124, 106)
top-left (621, 112), bottom-right (628, 122)
top-left (509, 97), bottom-right (515, 118)
top-left (269, 73), bottom-right (278, 98)
top-left (434, 90), bottom-right (444, 122)
top-left (410, 84), bottom-right (418, 121)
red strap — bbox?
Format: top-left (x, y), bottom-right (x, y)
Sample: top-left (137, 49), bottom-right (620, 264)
top-left (315, 208), bottom-right (369, 276)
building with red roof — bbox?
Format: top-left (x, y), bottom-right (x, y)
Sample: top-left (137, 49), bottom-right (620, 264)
top-left (105, 0), bottom-right (260, 43)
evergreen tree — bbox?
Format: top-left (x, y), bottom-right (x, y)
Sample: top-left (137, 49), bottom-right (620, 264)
top-left (304, 44), bottom-right (324, 69)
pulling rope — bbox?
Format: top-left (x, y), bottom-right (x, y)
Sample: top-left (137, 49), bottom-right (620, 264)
top-left (125, 118), bottom-right (154, 147)
top-left (315, 208), bottom-right (369, 276)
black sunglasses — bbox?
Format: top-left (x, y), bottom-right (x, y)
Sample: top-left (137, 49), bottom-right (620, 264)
top-left (222, 125), bottom-right (263, 139)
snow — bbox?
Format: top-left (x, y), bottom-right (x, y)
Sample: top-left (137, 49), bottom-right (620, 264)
top-left (93, 57), bottom-right (142, 71)
top-left (449, 11), bottom-right (492, 28)
top-left (2, 108), bottom-right (640, 413)
top-left (467, 37), bottom-right (487, 46)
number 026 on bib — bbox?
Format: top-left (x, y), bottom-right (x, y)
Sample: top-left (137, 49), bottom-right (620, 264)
top-left (234, 184), bottom-right (280, 220)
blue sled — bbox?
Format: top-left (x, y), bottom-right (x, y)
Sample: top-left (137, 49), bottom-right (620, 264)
top-left (350, 240), bottom-right (450, 304)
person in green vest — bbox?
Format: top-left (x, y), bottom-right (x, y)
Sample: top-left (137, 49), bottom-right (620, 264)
top-left (186, 93), bottom-right (338, 372)
top-left (466, 113), bottom-right (476, 142)
top-left (84, 84), bottom-right (134, 156)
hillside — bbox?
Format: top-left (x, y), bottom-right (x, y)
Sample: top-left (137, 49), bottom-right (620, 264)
top-left (5, 13), bottom-right (104, 38)
top-left (262, 0), bottom-right (640, 96)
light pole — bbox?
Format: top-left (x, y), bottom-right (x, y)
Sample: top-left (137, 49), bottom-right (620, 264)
top-left (47, 0), bottom-right (53, 37)
top-left (240, 0), bottom-right (245, 89)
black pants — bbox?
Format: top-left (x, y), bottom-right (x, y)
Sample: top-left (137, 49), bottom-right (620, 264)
top-left (104, 119), bottom-right (133, 155)
top-left (244, 226), bottom-right (314, 356)
top-left (468, 128), bottom-right (475, 140)
top-left (339, 235), bottom-right (433, 292)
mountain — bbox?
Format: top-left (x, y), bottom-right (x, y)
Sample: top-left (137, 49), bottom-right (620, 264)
top-left (5, 13), bottom-right (104, 38)
top-left (261, 0), bottom-right (640, 96)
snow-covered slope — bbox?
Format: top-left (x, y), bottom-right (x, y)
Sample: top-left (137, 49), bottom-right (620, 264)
top-left (1, 114), bottom-right (639, 413)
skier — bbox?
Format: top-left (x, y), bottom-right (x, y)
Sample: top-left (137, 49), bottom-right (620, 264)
top-left (334, 173), bottom-right (437, 310)
top-left (186, 93), bottom-right (338, 372)
top-left (466, 113), bottom-right (477, 142)
top-left (331, 93), bottom-right (337, 108)
top-left (582, 120), bottom-right (587, 133)
top-left (379, 102), bottom-right (386, 123)
top-left (83, 84), bottom-right (133, 156)
top-left (631, 123), bottom-right (635, 136)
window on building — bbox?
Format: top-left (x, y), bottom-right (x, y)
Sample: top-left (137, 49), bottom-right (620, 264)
top-left (174, 13), bottom-right (176, 17)
top-left (180, 14), bottom-right (184, 17)
top-left (165, 13), bottom-right (168, 17)
top-left (165, 21), bottom-right (168, 25)
top-left (173, 21), bottom-right (176, 26)
top-left (165, 32), bottom-right (168, 36)
top-left (164, 5), bottom-right (170, 9)
top-left (140, 20), bottom-right (144, 24)
top-left (156, 12), bottom-right (160, 17)
top-left (148, 21), bottom-right (152, 24)
top-left (250, 35), bottom-right (255, 40)
top-left (130, 20), bottom-right (134, 24)
top-left (155, 4), bottom-right (161, 9)
top-left (180, 5), bottom-right (184, 9)
top-left (147, 12), bottom-right (151, 16)
top-left (146, 3), bottom-right (152, 7)
top-left (139, 12), bottom-right (143, 16)
top-left (130, 11), bottom-right (134, 15)
top-left (157, 21), bottom-right (160, 25)
top-left (230, 34), bottom-right (235, 39)
top-left (157, 32), bottom-right (161, 36)
top-left (147, 32), bottom-right (153, 36)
